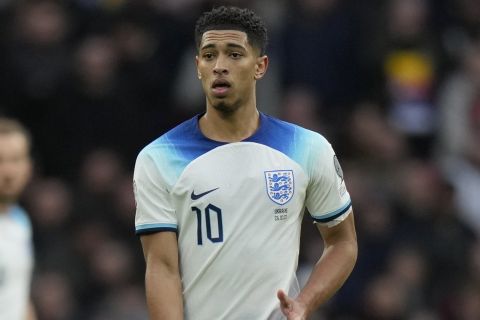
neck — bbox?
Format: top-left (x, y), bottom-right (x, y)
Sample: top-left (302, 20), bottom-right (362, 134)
top-left (0, 202), bottom-right (11, 214)
top-left (200, 103), bottom-right (260, 142)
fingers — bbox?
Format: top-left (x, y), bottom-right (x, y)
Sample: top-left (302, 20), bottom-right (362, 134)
top-left (277, 289), bottom-right (292, 311)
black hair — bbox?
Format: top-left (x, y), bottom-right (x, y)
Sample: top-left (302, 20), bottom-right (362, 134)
top-left (195, 6), bottom-right (268, 56)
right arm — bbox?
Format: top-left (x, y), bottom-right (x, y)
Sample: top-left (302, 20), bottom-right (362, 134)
top-left (25, 300), bottom-right (37, 320)
top-left (141, 231), bottom-right (183, 320)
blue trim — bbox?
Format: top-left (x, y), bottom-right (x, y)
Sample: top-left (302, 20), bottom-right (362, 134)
top-left (311, 200), bottom-right (352, 223)
top-left (135, 223), bottom-right (178, 235)
top-left (9, 205), bottom-right (31, 229)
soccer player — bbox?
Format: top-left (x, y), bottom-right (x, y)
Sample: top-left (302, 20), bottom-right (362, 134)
top-left (134, 6), bottom-right (357, 320)
top-left (0, 118), bottom-right (37, 320)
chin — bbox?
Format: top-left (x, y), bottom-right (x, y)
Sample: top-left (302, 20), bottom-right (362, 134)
top-left (212, 100), bottom-right (241, 114)
top-left (213, 102), bottom-right (232, 113)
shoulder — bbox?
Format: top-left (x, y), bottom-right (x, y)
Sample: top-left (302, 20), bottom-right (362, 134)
top-left (134, 115), bottom-right (219, 186)
top-left (262, 114), bottom-right (330, 146)
top-left (136, 116), bottom-right (200, 164)
top-left (141, 116), bottom-right (198, 154)
top-left (9, 205), bottom-right (32, 230)
top-left (258, 114), bottom-right (332, 163)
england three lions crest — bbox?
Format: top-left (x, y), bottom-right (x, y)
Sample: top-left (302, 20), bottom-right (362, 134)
top-left (265, 170), bottom-right (294, 205)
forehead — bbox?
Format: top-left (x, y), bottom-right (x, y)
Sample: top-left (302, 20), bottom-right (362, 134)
top-left (200, 30), bottom-right (249, 48)
top-left (0, 133), bottom-right (29, 153)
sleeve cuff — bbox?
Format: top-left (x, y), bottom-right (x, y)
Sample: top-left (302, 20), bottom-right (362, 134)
top-left (135, 223), bottom-right (178, 235)
top-left (311, 200), bottom-right (352, 223)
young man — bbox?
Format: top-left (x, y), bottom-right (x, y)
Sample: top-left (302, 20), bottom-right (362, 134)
top-left (0, 118), bottom-right (37, 320)
top-left (134, 6), bottom-right (357, 320)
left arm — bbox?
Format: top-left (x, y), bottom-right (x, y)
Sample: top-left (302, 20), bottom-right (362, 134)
top-left (278, 211), bottom-right (357, 319)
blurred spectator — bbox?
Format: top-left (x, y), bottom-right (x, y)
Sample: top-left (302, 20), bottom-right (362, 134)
top-left (73, 149), bottom-right (127, 233)
top-left (111, 6), bottom-right (193, 147)
top-left (84, 239), bottom-right (137, 307)
top-left (0, 0), bottom-right (70, 175)
top-left (32, 272), bottom-right (77, 320)
top-left (467, 240), bottom-right (480, 285)
top-left (440, 0), bottom-right (480, 70)
top-left (437, 37), bottom-right (480, 235)
top-left (88, 284), bottom-right (147, 320)
top-left (280, 86), bottom-right (325, 133)
top-left (0, 117), bottom-right (37, 320)
top-left (448, 284), bottom-right (480, 320)
top-left (25, 178), bottom-right (75, 273)
top-left (386, 245), bottom-right (429, 314)
top-left (79, 148), bottom-right (125, 195)
top-left (361, 0), bottom-right (440, 157)
top-left (2, 0), bottom-right (69, 101)
top-left (277, 0), bottom-right (360, 125)
top-left (347, 102), bottom-right (407, 164)
top-left (361, 272), bottom-right (409, 320)
top-left (51, 34), bottom-right (135, 175)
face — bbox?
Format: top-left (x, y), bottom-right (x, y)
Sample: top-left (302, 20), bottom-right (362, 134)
top-left (0, 133), bottom-right (32, 205)
top-left (196, 30), bottom-right (268, 113)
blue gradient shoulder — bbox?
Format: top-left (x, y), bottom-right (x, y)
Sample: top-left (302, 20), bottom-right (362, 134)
top-left (252, 114), bottom-right (332, 170)
top-left (9, 205), bottom-right (32, 230)
top-left (136, 115), bottom-right (220, 186)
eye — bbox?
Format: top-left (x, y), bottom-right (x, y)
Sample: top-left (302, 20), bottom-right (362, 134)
top-left (230, 52), bottom-right (243, 59)
top-left (202, 52), bottom-right (215, 60)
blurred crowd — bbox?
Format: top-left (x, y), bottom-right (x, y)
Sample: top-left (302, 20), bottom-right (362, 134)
top-left (0, 0), bottom-right (480, 319)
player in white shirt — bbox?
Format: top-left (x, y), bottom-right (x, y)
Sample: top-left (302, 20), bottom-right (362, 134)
top-left (0, 118), bottom-right (37, 320)
top-left (134, 6), bottom-right (357, 320)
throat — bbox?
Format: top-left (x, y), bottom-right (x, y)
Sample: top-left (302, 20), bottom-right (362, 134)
top-left (199, 109), bottom-right (260, 142)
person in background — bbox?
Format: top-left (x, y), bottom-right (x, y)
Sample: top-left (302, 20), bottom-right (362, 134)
top-left (0, 117), bottom-right (37, 320)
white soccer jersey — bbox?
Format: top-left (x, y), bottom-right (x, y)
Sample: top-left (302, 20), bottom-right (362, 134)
top-left (134, 113), bottom-right (352, 320)
top-left (0, 205), bottom-right (34, 320)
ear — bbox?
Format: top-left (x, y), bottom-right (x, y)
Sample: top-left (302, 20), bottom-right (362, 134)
top-left (195, 56), bottom-right (201, 79)
top-left (254, 55), bottom-right (269, 80)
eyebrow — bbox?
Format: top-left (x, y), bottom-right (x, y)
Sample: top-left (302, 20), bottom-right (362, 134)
top-left (200, 43), bottom-right (246, 51)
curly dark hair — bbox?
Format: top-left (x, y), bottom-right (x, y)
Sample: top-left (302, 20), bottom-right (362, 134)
top-left (195, 6), bottom-right (268, 56)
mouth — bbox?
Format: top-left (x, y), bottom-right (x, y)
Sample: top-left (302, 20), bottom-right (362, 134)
top-left (211, 79), bottom-right (231, 96)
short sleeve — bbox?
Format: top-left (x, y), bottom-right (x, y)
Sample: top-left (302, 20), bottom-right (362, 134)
top-left (133, 149), bottom-right (178, 235)
top-left (305, 137), bottom-right (352, 227)
top-left (11, 206), bottom-right (34, 255)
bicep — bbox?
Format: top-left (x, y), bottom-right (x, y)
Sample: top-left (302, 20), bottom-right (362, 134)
top-left (140, 232), bottom-right (184, 319)
top-left (316, 211), bottom-right (357, 247)
top-left (141, 231), bottom-right (179, 273)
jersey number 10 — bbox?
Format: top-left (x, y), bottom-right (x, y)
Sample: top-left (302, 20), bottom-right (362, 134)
top-left (191, 204), bottom-right (224, 245)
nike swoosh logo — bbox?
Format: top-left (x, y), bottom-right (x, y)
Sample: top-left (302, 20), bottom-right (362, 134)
top-left (191, 187), bottom-right (219, 200)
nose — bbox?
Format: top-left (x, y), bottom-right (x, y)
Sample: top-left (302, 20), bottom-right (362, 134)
top-left (213, 56), bottom-right (228, 75)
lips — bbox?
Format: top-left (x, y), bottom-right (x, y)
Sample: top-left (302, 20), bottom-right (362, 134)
top-left (212, 79), bottom-right (231, 88)
top-left (211, 79), bottom-right (231, 96)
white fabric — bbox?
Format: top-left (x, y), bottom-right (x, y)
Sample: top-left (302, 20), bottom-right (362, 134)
top-left (0, 206), bottom-right (33, 320)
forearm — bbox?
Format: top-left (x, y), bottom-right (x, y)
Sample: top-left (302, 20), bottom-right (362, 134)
top-left (145, 263), bottom-right (184, 320)
top-left (296, 239), bottom-right (357, 316)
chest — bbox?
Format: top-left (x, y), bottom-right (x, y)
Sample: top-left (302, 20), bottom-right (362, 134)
top-left (0, 220), bottom-right (33, 287)
top-left (171, 144), bottom-right (308, 240)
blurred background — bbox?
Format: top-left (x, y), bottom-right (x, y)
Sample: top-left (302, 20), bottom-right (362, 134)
top-left (0, 0), bottom-right (479, 319)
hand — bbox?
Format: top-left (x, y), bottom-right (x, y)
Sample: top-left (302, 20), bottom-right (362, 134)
top-left (277, 290), bottom-right (308, 320)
